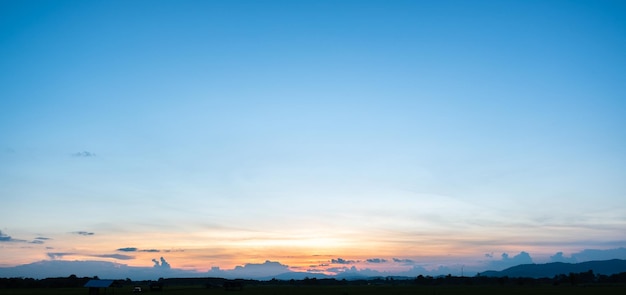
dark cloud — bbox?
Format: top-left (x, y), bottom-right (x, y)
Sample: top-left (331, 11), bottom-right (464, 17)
top-left (73, 231), bottom-right (94, 236)
top-left (152, 257), bottom-right (171, 269)
top-left (0, 230), bottom-right (26, 243)
top-left (117, 247), bottom-right (160, 253)
top-left (331, 258), bottom-right (355, 264)
top-left (392, 258), bottom-right (414, 264)
top-left (93, 254), bottom-right (134, 260)
top-left (0, 231), bottom-right (13, 242)
top-left (47, 252), bottom-right (74, 260)
top-left (29, 237), bottom-right (50, 244)
top-left (72, 151), bottom-right (96, 157)
top-left (117, 247), bottom-right (138, 252)
top-left (0, 231), bottom-right (45, 244)
top-left (366, 258), bottom-right (387, 263)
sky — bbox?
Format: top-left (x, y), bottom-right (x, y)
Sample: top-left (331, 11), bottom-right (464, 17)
top-left (1, 0), bottom-right (625, 279)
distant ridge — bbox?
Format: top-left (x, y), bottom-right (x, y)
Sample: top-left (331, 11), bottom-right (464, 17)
top-left (3, 258), bottom-right (626, 281)
top-left (480, 259), bottom-right (626, 278)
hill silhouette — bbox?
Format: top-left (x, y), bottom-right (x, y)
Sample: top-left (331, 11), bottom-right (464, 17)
top-left (480, 259), bottom-right (626, 278)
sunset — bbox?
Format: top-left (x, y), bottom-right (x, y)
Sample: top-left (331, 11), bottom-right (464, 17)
top-left (1, 0), bottom-right (625, 282)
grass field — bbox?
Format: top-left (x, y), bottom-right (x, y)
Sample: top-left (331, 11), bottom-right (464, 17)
top-left (2, 284), bottom-right (625, 295)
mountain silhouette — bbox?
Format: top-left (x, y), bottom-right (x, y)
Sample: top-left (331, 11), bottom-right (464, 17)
top-left (480, 259), bottom-right (626, 278)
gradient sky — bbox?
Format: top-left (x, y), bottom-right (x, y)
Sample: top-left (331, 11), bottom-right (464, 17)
top-left (1, 0), bottom-right (625, 278)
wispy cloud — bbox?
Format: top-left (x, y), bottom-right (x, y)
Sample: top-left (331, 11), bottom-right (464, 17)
top-left (0, 231), bottom-right (13, 242)
top-left (317, 263), bottom-right (329, 267)
top-left (116, 247), bottom-right (160, 253)
top-left (117, 247), bottom-right (138, 252)
top-left (29, 237), bottom-right (51, 244)
top-left (366, 258), bottom-right (387, 263)
top-left (72, 151), bottom-right (96, 157)
top-left (72, 231), bottom-right (94, 236)
top-left (392, 258), bottom-right (414, 264)
top-left (326, 266), bottom-right (354, 273)
top-left (47, 252), bottom-right (74, 259)
top-left (331, 258), bottom-right (355, 264)
top-left (0, 230), bottom-right (26, 243)
top-left (92, 254), bottom-right (135, 260)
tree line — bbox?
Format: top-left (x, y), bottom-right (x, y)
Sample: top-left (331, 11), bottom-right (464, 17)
top-left (2, 270), bottom-right (626, 289)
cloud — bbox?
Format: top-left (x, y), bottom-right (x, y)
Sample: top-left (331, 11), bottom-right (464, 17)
top-left (326, 266), bottom-right (351, 273)
top-left (331, 258), bottom-right (355, 264)
top-left (117, 247), bottom-right (138, 252)
top-left (47, 252), bottom-right (74, 260)
top-left (226, 260), bottom-right (289, 277)
top-left (73, 231), bottom-right (94, 236)
top-left (550, 247), bottom-right (626, 263)
top-left (4, 248), bottom-right (622, 281)
top-left (28, 237), bottom-right (50, 244)
top-left (72, 151), bottom-right (96, 157)
top-left (485, 251), bottom-right (533, 270)
top-left (117, 247), bottom-right (160, 253)
top-left (571, 247), bottom-right (626, 262)
top-left (392, 258), bottom-right (414, 264)
top-left (0, 230), bottom-right (26, 243)
top-left (152, 257), bottom-right (170, 269)
top-left (549, 251), bottom-right (576, 263)
top-left (366, 258), bottom-right (387, 263)
top-left (0, 231), bottom-right (13, 242)
top-left (93, 254), bottom-right (135, 260)
top-left (0, 231), bottom-right (46, 244)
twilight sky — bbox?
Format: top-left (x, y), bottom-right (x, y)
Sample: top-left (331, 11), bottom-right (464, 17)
top-left (1, 0), bottom-right (625, 278)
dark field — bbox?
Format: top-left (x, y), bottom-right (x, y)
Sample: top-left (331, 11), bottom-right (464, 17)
top-left (2, 284), bottom-right (625, 295)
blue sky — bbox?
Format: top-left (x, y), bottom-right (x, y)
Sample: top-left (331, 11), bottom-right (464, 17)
top-left (1, 0), bottom-right (625, 278)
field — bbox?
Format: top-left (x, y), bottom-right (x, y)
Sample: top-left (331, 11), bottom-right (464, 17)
top-left (1, 284), bottom-right (625, 295)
